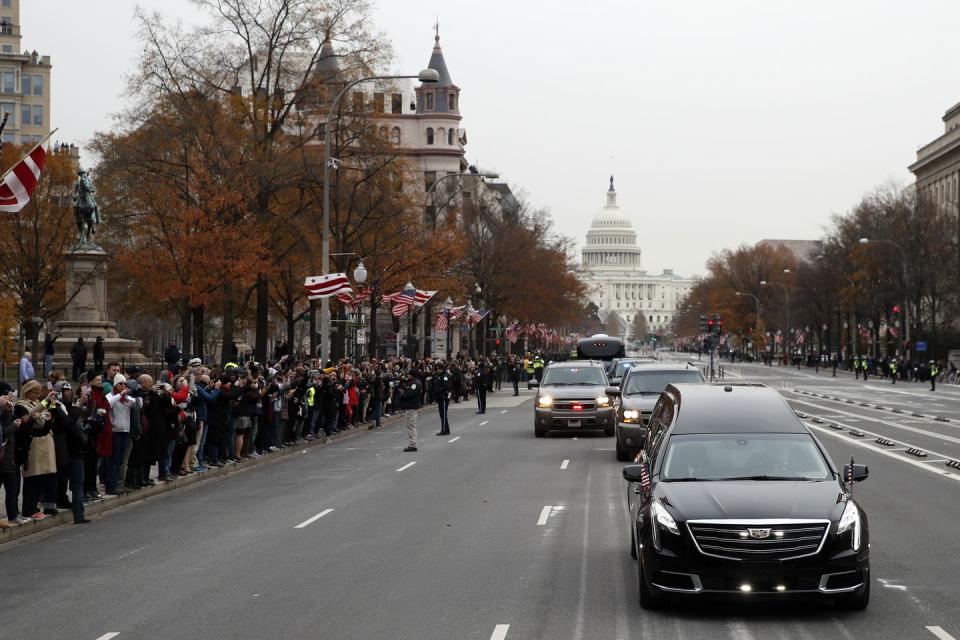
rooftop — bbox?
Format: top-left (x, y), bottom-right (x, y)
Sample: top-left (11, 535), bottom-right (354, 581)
top-left (669, 383), bottom-right (807, 434)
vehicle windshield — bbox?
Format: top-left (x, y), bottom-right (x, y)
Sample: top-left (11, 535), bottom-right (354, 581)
top-left (661, 434), bottom-right (832, 481)
top-left (623, 370), bottom-right (703, 395)
top-left (541, 367), bottom-right (607, 386)
top-left (613, 360), bottom-right (640, 377)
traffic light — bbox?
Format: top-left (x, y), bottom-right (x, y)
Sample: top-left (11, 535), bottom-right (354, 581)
top-left (892, 304), bottom-right (901, 314)
top-left (699, 315), bottom-right (709, 332)
top-left (716, 316), bottom-right (723, 334)
top-left (495, 339), bottom-right (501, 346)
top-left (707, 317), bottom-right (715, 333)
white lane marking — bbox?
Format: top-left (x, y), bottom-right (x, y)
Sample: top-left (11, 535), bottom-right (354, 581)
top-left (490, 625), bottom-right (510, 640)
top-left (791, 397), bottom-right (960, 445)
top-left (396, 461), bottom-right (417, 472)
top-left (877, 578), bottom-right (907, 591)
top-left (116, 544), bottom-right (150, 560)
top-left (572, 437), bottom-right (578, 440)
top-left (501, 409), bottom-right (507, 414)
top-left (480, 420), bottom-right (489, 425)
top-left (95, 633), bottom-right (121, 640)
top-left (806, 423), bottom-right (960, 484)
top-left (927, 627), bottom-right (958, 640)
top-left (294, 508), bottom-right (335, 529)
top-left (537, 505), bottom-right (552, 526)
top-left (561, 459), bottom-right (570, 469)
top-left (448, 436), bottom-right (461, 443)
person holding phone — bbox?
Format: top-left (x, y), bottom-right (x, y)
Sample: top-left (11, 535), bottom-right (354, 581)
top-left (14, 380), bottom-right (57, 520)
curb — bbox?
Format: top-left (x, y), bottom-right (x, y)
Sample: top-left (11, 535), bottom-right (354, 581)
top-left (0, 411), bottom-right (414, 547)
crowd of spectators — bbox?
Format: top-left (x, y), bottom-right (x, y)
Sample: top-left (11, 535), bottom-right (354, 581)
top-left (1, 350), bottom-right (533, 530)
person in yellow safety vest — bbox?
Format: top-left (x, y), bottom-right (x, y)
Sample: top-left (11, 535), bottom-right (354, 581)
top-left (524, 356), bottom-right (534, 381)
top-left (930, 361), bottom-right (940, 392)
top-left (533, 356), bottom-right (545, 382)
top-left (889, 359), bottom-right (897, 385)
top-left (861, 357), bottom-right (869, 381)
top-left (305, 373), bottom-right (319, 440)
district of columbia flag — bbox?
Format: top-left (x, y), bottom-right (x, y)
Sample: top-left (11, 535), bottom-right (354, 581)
top-left (0, 143), bottom-right (47, 214)
top-left (304, 273), bottom-right (352, 300)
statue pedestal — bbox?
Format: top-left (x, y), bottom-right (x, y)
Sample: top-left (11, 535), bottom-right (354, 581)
top-left (54, 244), bottom-right (146, 370)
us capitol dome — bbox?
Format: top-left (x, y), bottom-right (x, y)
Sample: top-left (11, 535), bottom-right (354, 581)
top-left (580, 177), bottom-right (694, 336)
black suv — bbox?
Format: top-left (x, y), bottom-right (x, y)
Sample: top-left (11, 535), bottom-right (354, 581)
top-left (531, 361), bottom-right (615, 437)
top-left (623, 383), bottom-right (870, 610)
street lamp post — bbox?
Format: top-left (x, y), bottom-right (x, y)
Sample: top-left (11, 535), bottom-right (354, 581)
top-left (735, 291), bottom-right (760, 359)
top-left (760, 269), bottom-right (792, 365)
top-left (859, 237), bottom-right (910, 361)
top-left (442, 296), bottom-right (454, 361)
top-left (474, 282), bottom-right (483, 357)
top-left (319, 68), bottom-right (440, 364)
top-left (402, 281), bottom-right (416, 358)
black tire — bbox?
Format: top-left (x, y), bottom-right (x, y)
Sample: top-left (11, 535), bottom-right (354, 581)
top-left (630, 524), bottom-right (638, 559)
top-left (534, 425), bottom-right (546, 438)
top-left (616, 440), bottom-right (631, 462)
top-left (638, 548), bottom-right (667, 609)
top-left (836, 573), bottom-right (870, 611)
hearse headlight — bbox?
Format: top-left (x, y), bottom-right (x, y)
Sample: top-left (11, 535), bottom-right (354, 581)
top-left (595, 395), bottom-right (610, 406)
top-left (622, 410), bottom-right (640, 423)
top-left (837, 500), bottom-right (861, 551)
top-left (537, 395), bottom-right (553, 408)
top-left (652, 501), bottom-right (679, 536)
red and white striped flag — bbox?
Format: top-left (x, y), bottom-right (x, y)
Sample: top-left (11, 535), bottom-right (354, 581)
top-left (794, 329), bottom-right (805, 345)
top-left (0, 144), bottom-right (47, 214)
top-left (336, 288), bottom-right (371, 309)
top-left (304, 273), bottom-right (352, 300)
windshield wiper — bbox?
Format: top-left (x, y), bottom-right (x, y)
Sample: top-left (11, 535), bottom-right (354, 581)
top-left (717, 475), bottom-right (821, 481)
top-left (662, 477), bottom-right (706, 482)
top-left (626, 391), bottom-right (660, 396)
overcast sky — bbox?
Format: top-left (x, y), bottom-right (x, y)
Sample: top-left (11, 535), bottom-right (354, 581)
top-left (27, 0), bottom-right (959, 277)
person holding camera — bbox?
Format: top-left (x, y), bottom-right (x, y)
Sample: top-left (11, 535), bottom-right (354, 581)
top-left (1, 382), bottom-right (29, 526)
top-left (51, 381), bottom-right (92, 524)
top-left (13, 380), bottom-right (57, 519)
top-left (105, 374), bottom-right (142, 494)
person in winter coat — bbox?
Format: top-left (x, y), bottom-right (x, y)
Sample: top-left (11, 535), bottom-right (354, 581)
top-left (14, 380), bottom-right (58, 520)
top-left (70, 338), bottom-right (87, 381)
top-left (1, 382), bottom-right (29, 525)
top-left (52, 382), bottom-right (92, 524)
top-left (93, 337), bottom-right (105, 374)
top-left (398, 373), bottom-right (422, 452)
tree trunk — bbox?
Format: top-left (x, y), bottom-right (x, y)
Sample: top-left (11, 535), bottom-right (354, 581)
top-left (286, 297), bottom-right (295, 356)
top-left (192, 306), bottom-right (205, 362)
top-left (369, 298), bottom-right (379, 361)
top-left (221, 282), bottom-right (235, 365)
top-left (255, 275), bottom-right (269, 364)
top-left (180, 305), bottom-right (192, 361)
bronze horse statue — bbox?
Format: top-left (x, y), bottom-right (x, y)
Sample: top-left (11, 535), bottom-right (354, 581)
top-left (73, 170), bottom-right (102, 245)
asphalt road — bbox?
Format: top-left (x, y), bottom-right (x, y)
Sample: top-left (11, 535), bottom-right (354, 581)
top-left (1, 363), bottom-right (959, 640)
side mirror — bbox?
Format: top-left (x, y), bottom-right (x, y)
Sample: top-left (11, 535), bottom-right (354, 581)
top-left (528, 381), bottom-right (540, 389)
top-left (605, 387), bottom-right (621, 397)
top-left (842, 463), bottom-right (869, 482)
top-left (623, 464), bottom-right (644, 482)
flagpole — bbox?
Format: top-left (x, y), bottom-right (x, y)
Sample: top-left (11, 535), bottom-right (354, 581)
top-left (0, 127), bottom-right (60, 182)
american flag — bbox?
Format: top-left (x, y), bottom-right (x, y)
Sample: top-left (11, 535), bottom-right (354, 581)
top-left (383, 289), bottom-right (417, 316)
top-left (858, 325), bottom-right (870, 339)
top-left (846, 456), bottom-right (854, 487)
top-left (794, 330), bottom-right (806, 345)
top-left (336, 288), bottom-right (371, 309)
top-left (888, 326), bottom-right (899, 338)
top-left (436, 305), bottom-right (464, 331)
top-left (636, 451), bottom-right (651, 490)
top-left (0, 141), bottom-right (47, 214)
top-left (505, 322), bottom-right (519, 344)
top-left (304, 273), bottom-right (352, 300)
top-left (467, 307), bottom-right (489, 326)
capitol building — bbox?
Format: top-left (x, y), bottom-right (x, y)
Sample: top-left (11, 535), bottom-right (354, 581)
top-left (581, 178), bottom-right (694, 335)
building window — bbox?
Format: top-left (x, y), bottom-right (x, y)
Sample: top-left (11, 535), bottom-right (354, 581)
top-left (21, 73), bottom-right (30, 95)
top-left (1, 45), bottom-right (9, 54)
top-left (373, 92), bottom-right (384, 113)
top-left (426, 127), bottom-right (434, 144)
top-left (1, 71), bottom-right (13, 94)
top-left (391, 126), bottom-right (401, 145)
top-left (424, 171), bottom-right (436, 191)
top-left (391, 93), bottom-right (403, 114)
top-left (351, 92), bottom-right (364, 112)
top-left (649, 315), bottom-right (653, 323)
top-left (20, 103), bottom-right (30, 126)
top-left (448, 93), bottom-right (456, 110)
top-left (448, 129), bottom-right (454, 145)
top-left (425, 92), bottom-right (434, 110)
top-left (437, 128), bottom-right (446, 144)
top-left (0, 132), bottom-right (12, 143)
top-left (31, 104), bottom-right (42, 126)
top-left (0, 101), bottom-right (13, 124)
top-left (1, 1), bottom-right (10, 7)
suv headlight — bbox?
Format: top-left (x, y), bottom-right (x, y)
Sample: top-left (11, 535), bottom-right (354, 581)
top-left (622, 409), bottom-right (639, 423)
top-left (837, 500), bottom-right (861, 551)
top-left (652, 501), bottom-right (679, 535)
top-left (537, 395), bottom-right (553, 408)
top-left (595, 395), bottom-right (610, 406)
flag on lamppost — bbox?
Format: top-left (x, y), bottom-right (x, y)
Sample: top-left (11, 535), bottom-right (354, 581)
top-left (304, 273), bottom-right (352, 300)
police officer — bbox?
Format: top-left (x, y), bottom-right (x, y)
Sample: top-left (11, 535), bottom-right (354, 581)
top-left (889, 359), bottom-right (897, 384)
top-left (399, 374), bottom-right (422, 452)
top-left (476, 362), bottom-right (490, 415)
top-left (861, 357), bottom-right (869, 381)
top-left (533, 355), bottom-right (545, 383)
top-left (930, 360), bottom-right (940, 392)
top-left (854, 355), bottom-right (860, 380)
top-left (433, 364), bottom-right (452, 436)
top-left (509, 357), bottom-right (521, 396)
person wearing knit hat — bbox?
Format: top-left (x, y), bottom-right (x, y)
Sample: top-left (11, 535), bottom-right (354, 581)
top-left (104, 374), bottom-right (141, 495)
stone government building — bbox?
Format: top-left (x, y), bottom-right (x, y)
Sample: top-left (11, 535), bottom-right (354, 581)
top-left (580, 178), bottom-right (694, 337)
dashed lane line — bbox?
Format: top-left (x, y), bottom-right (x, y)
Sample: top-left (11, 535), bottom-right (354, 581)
top-left (294, 508), bottom-right (335, 529)
top-left (95, 634), bottom-right (120, 640)
top-left (396, 461), bottom-right (417, 472)
top-left (537, 505), bottom-right (552, 526)
top-left (448, 436), bottom-right (461, 443)
top-left (561, 459), bottom-right (569, 469)
top-left (501, 410), bottom-right (508, 414)
top-left (927, 627), bottom-right (958, 640)
top-left (490, 624), bottom-right (510, 640)
top-left (480, 420), bottom-right (489, 425)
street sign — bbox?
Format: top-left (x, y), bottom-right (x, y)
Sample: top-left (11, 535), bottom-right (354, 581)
top-left (916, 341), bottom-right (927, 352)
top-left (356, 329), bottom-right (367, 345)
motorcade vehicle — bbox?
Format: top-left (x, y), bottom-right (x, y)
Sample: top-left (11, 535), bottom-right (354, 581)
top-left (622, 383), bottom-right (870, 610)
top-left (605, 356), bottom-right (658, 384)
top-left (606, 363), bottom-right (705, 461)
top-left (531, 361), bottom-right (615, 437)
top-left (576, 334), bottom-right (625, 361)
